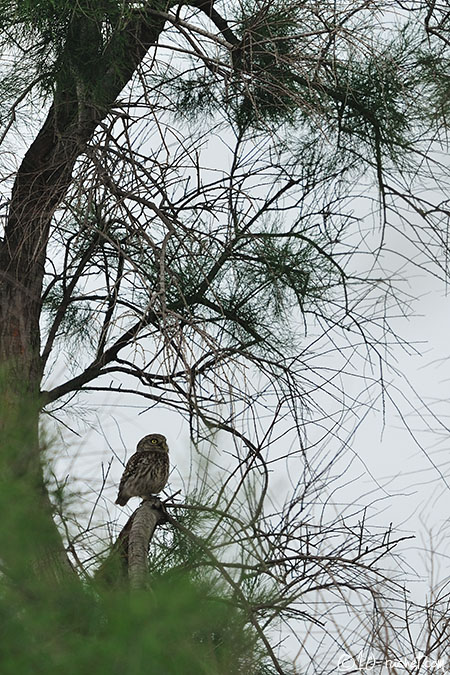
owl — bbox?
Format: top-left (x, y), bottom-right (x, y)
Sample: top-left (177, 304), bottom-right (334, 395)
top-left (115, 434), bottom-right (170, 506)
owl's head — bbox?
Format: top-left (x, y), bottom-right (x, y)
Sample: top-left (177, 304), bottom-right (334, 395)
top-left (136, 434), bottom-right (169, 453)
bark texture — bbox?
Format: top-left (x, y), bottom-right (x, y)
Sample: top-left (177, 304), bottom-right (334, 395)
top-left (128, 501), bottom-right (164, 590)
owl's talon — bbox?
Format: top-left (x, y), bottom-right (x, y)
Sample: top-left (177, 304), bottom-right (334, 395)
top-left (143, 496), bottom-right (161, 508)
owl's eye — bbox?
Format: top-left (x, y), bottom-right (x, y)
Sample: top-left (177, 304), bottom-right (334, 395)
top-left (151, 439), bottom-right (158, 444)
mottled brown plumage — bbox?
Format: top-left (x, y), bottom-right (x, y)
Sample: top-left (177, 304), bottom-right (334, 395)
top-left (115, 434), bottom-right (169, 506)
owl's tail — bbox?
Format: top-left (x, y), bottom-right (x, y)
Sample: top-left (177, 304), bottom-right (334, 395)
top-left (115, 494), bottom-right (128, 506)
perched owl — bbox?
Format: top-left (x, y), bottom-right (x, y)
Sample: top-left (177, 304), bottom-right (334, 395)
top-left (115, 434), bottom-right (170, 506)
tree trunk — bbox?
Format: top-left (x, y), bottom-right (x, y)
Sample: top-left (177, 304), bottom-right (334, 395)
top-left (128, 501), bottom-right (165, 590)
top-left (95, 502), bottom-right (165, 589)
top-left (0, 8), bottom-right (168, 582)
top-left (0, 104), bottom-right (80, 389)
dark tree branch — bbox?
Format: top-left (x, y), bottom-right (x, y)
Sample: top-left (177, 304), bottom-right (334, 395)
top-left (190, 0), bottom-right (241, 48)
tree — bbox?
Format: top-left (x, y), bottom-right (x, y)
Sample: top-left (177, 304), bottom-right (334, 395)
top-left (1, 1), bottom-right (449, 672)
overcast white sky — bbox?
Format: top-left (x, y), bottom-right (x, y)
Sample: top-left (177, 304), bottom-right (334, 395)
top-left (43, 206), bottom-right (450, 606)
top-left (26, 106), bottom-right (448, 601)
